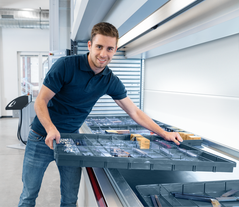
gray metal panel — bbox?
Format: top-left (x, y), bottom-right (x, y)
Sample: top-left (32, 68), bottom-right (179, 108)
top-left (93, 168), bottom-right (123, 207)
top-left (77, 42), bottom-right (142, 116)
top-left (105, 168), bottom-right (144, 207)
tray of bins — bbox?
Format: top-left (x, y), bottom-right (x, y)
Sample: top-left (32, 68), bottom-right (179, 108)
top-left (85, 116), bottom-right (139, 128)
top-left (89, 125), bottom-right (154, 136)
top-left (53, 133), bottom-right (236, 172)
top-left (89, 126), bottom-right (203, 146)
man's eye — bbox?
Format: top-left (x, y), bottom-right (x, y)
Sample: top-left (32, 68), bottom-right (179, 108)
top-left (108, 48), bottom-right (114, 51)
top-left (97, 46), bottom-right (102, 49)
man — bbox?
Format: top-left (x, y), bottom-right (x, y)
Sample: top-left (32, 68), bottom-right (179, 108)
top-left (18, 22), bottom-right (182, 207)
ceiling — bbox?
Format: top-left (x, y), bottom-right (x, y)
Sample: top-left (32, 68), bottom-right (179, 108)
top-left (1, 0), bottom-right (238, 59)
top-left (0, 0), bottom-right (49, 9)
top-left (0, 0), bottom-right (49, 29)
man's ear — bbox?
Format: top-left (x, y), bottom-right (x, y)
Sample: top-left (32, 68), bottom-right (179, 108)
top-left (88, 40), bottom-right (92, 50)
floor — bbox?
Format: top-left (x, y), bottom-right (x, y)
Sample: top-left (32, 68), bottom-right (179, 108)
top-left (0, 118), bottom-right (61, 206)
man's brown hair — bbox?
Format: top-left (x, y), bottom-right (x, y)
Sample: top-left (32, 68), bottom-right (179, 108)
top-left (90, 22), bottom-right (119, 44)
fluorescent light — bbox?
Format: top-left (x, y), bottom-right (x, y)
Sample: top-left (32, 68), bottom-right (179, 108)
top-left (118, 0), bottom-right (204, 49)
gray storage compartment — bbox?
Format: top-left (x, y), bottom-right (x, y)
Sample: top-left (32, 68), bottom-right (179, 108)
top-left (136, 180), bottom-right (239, 207)
top-left (53, 133), bottom-right (236, 172)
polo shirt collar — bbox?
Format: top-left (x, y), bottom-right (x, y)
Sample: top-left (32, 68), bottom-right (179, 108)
top-left (81, 53), bottom-right (111, 75)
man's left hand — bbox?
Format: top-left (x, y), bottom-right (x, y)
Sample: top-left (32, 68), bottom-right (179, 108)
top-left (163, 132), bottom-right (183, 145)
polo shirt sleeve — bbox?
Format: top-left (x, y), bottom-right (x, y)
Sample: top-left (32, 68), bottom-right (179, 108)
top-left (107, 74), bottom-right (127, 100)
top-left (43, 57), bottom-right (66, 93)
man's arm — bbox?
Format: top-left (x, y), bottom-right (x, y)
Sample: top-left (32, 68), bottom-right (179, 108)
top-left (34, 85), bottom-right (60, 149)
top-left (115, 97), bottom-right (183, 145)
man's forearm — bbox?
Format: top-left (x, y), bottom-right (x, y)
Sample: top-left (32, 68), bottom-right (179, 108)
top-left (34, 85), bottom-right (60, 149)
top-left (129, 108), bottom-right (166, 137)
top-left (34, 99), bottom-right (56, 133)
top-left (129, 109), bottom-right (183, 145)
top-left (115, 97), bottom-right (182, 144)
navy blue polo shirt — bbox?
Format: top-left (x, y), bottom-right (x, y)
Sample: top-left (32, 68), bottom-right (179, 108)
top-left (31, 53), bottom-right (127, 136)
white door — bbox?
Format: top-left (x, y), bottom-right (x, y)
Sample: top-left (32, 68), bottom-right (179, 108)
top-left (18, 52), bottom-right (48, 101)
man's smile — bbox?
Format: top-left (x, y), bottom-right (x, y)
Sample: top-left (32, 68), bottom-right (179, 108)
top-left (97, 57), bottom-right (107, 64)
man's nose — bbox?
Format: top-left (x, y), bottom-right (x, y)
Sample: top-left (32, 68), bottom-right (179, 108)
top-left (100, 49), bottom-right (107, 57)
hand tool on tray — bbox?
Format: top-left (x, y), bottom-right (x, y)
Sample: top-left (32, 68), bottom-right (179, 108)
top-left (221, 189), bottom-right (238, 197)
top-left (172, 192), bottom-right (220, 207)
top-left (154, 195), bottom-right (162, 207)
top-left (150, 195), bottom-right (158, 207)
top-left (171, 189), bottom-right (238, 207)
top-left (150, 195), bottom-right (162, 207)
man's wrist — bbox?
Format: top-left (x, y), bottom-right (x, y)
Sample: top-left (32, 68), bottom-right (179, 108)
top-left (155, 128), bottom-right (167, 138)
top-left (45, 125), bottom-right (57, 134)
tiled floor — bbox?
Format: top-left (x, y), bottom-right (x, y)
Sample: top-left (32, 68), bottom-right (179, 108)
top-left (0, 118), bottom-right (61, 206)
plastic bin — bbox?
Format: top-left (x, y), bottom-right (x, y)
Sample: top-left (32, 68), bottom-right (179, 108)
top-left (136, 180), bottom-right (239, 207)
top-left (53, 133), bottom-right (236, 172)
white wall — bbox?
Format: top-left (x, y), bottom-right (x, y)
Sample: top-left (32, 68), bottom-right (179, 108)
top-left (144, 34), bottom-right (239, 151)
top-left (0, 28), bottom-right (49, 117)
top-left (0, 28), bottom-right (3, 117)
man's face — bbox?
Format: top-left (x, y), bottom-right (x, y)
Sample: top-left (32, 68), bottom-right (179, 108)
top-left (88, 34), bottom-right (117, 74)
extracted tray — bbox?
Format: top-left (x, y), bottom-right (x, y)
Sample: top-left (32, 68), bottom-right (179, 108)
top-left (85, 116), bottom-right (139, 127)
top-left (85, 116), bottom-right (169, 130)
top-left (53, 134), bottom-right (235, 172)
top-left (89, 125), bottom-right (154, 135)
top-left (88, 127), bottom-right (202, 146)
top-left (136, 180), bottom-right (239, 207)
top-left (86, 117), bottom-right (202, 146)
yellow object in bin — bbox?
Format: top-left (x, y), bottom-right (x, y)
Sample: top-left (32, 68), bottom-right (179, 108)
top-left (179, 132), bottom-right (201, 140)
top-left (130, 134), bottom-right (142, 141)
top-left (130, 134), bottom-right (150, 149)
top-left (106, 130), bottom-right (118, 134)
top-left (188, 135), bottom-right (201, 140)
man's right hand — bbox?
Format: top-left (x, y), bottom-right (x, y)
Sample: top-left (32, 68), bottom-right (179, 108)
top-left (45, 128), bottom-right (61, 150)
